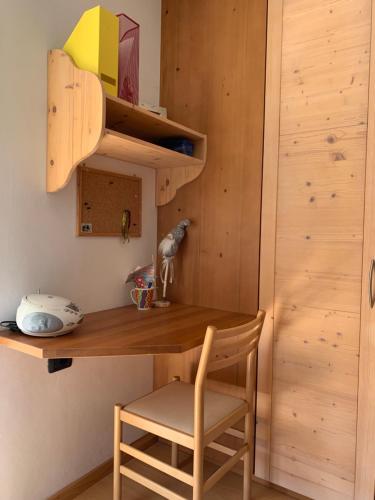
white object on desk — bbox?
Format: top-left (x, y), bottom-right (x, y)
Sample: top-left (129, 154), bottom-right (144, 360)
top-left (16, 294), bottom-right (84, 337)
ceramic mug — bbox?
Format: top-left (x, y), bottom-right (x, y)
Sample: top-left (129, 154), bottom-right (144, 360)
top-left (131, 287), bottom-right (154, 310)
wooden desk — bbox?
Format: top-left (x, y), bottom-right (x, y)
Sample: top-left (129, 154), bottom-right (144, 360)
top-left (0, 303), bottom-right (253, 360)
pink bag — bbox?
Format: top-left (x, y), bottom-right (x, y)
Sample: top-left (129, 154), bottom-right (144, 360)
top-left (117, 14), bottom-right (140, 104)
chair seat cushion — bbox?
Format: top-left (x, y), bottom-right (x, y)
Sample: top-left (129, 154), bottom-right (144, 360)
top-left (124, 381), bottom-right (246, 436)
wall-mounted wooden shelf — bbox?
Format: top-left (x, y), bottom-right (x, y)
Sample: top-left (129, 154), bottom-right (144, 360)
top-left (47, 50), bottom-right (207, 206)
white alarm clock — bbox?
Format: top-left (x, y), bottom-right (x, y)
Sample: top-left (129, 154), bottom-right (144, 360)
top-left (16, 294), bottom-right (84, 337)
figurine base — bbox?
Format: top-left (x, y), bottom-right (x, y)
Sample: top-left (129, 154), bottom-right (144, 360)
top-left (153, 300), bottom-right (171, 308)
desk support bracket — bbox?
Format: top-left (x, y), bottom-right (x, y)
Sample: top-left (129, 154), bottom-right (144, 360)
top-left (48, 358), bottom-right (73, 373)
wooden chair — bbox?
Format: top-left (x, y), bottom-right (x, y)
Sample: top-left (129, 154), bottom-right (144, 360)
top-left (113, 310), bottom-right (265, 500)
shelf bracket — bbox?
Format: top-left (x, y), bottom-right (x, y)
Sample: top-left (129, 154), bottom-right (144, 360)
top-left (48, 358), bottom-right (73, 373)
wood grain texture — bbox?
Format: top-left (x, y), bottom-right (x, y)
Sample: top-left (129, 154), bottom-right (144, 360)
top-left (96, 128), bottom-right (204, 169)
top-left (158, 0), bottom-right (267, 313)
top-left (157, 0), bottom-right (268, 477)
top-left (258, 0), bottom-right (284, 482)
top-left (0, 304), bottom-right (253, 359)
top-left (105, 95), bottom-right (207, 206)
top-left (266, 0), bottom-right (371, 498)
top-left (355, 1), bottom-right (375, 498)
top-left (105, 95), bottom-right (206, 143)
top-left (47, 49), bottom-right (207, 205)
top-left (47, 49), bottom-right (104, 192)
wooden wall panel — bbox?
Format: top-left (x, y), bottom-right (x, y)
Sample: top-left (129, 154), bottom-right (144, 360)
top-left (158, 0), bottom-right (267, 315)
top-left (157, 0), bottom-right (268, 477)
top-left (259, 0), bottom-right (284, 481)
top-left (268, 0), bottom-right (371, 498)
top-left (355, 1), bottom-right (375, 498)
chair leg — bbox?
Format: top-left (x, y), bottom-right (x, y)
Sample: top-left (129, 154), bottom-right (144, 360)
top-left (171, 376), bottom-right (181, 469)
top-left (193, 446), bottom-right (204, 500)
top-left (171, 442), bottom-right (179, 468)
top-left (243, 410), bottom-right (254, 500)
top-left (113, 404), bottom-right (122, 500)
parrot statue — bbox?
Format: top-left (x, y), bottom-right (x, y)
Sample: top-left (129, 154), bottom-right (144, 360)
top-left (158, 219), bottom-right (191, 300)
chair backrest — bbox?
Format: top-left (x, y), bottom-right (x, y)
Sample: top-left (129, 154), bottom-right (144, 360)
top-left (193, 310), bottom-right (265, 437)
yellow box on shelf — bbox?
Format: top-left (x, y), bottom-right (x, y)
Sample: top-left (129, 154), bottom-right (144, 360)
top-left (63, 5), bottom-right (119, 96)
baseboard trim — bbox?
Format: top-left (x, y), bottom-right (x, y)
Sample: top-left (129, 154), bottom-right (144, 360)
top-left (48, 434), bottom-right (157, 500)
top-left (253, 476), bottom-right (309, 500)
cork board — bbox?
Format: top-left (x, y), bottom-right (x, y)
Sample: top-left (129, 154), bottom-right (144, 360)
top-left (77, 166), bottom-right (142, 237)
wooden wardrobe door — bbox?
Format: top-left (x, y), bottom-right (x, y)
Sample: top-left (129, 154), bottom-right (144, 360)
top-left (355, 2), bottom-right (375, 498)
top-left (261, 0), bottom-right (372, 498)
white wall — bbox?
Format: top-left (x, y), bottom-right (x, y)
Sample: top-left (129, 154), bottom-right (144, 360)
top-left (0, 1), bottom-right (160, 498)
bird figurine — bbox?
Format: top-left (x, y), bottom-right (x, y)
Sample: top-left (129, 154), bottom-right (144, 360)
top-left (158, 219), bottom-right (191, 304)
